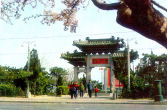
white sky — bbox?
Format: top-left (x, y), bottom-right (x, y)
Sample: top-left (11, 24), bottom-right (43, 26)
top-left (0, 0), bottom-right (167, 82)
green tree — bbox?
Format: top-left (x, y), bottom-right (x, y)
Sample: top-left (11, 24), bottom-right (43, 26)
top-left (13, 69), bottom-right (30, 91)
top-left (50, 67), bottom-right (68, 96)
top-left (112, 47), bottom-right (139, 98)
top-left (24, 49), bottom-right (50, 95)
top-left (124, 53), bottom-right (167, 98)
top-left (0, 66), bottom-right (26, 96)
top-left (113, 48), bottom-right (139, 85)
top-left (24, 49), bottom-right (42, 80)
top-left (0, 66), bottom-right (15, 84)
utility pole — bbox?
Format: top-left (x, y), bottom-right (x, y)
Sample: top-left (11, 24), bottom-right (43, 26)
top-left (26, 43), bottom-right (31, 98)
top-left (126, 38), bottom-right (138, 91)
top-left (22, 41), bottom-right (35, 98)
top-left (127, 39), bottom-right (131, 91)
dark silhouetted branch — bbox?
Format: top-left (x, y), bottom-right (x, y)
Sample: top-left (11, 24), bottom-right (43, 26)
top-left (152, 0), bottom-right (167, 12)
top-left (91, 0), bottom-right (121, 10)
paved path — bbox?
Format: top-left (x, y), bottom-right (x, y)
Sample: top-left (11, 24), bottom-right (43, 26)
top-left (1, 102), bottom-right (167, 110)
top-left (0, 95), bottom-right (167, 105)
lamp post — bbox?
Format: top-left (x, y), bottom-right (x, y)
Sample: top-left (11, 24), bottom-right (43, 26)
top-left (26, 43), bottom-right (31, 98)
top-left (127, 38), bottom-right (138, 91)
top-left (126, 38), bottom-right (138, 91)
top-left (121, 39), bottom-right (131, 91)
top-left (21, 41), bottom-right (35, 98)
top-left (127, 40), bottom-right (130, 91)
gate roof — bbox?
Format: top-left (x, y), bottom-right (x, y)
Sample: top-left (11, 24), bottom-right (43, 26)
top-left (61, 37), bottom-right (125, 66)
top-left (73, 37), bottom-right (125, 54)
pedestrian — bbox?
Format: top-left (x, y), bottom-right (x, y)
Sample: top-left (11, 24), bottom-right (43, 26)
top-left (74, 81), bottom-right (79, 98)
top-left (69, 81), bottom-right (75, 99)
top-left (79, 82), bottom-right (85, 98)
top-left (94, 86), bottom-right (99, 97)
top-left (87, 80), bottom-right (93, 98)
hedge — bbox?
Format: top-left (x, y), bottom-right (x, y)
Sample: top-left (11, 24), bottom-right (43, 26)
top-left (0, 84), bottom-right (25, 96)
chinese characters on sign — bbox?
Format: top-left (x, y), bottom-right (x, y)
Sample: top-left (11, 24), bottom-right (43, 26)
top-left (92, 58), bottom-right (108, 64)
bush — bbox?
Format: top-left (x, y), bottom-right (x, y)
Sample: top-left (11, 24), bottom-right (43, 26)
top-left (56, 86), bottom-right (62, 96)
top-left (61, 86), bottom-right (69, 95)
top-left (56, 86), bottom-right (69, 96)
top-left (0, 84), bottom-right (25, 96)
top-left (16, 87), bottom-right (25, 96)
top-left (121, 76), bottom-right (155, 99)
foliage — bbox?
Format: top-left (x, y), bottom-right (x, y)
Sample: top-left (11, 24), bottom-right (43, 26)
top-left (24, 49), bottom-right (51, 95)
top-left (24, 49), bottom-right (42, 80)
top-left (0, 49), bottom-right (54, 96)
top-left (56, 86), bottom-right (69, 96)
top-left (30, 71), bottom-right (51, 95)
top-left (122, 53), bottom-right (167, 98)
top-left (0, 84), bottom-right (24, 96)
top-left (113, 48), bottom-right (139, 85)
top-left (0, 66), bottom-right (29, 91)
top-left (111, 38), bottom-right (139, 84)
top-left (13, 69), bottom-right (33, 91)
top-left (50, 66), bottom-right (68, 96)
top-left (121, 74), bottom-right (153, 98)
top-left (78, 77), bottom-right (102, 92)
top-left (50, 67), bottom-right (67, 77)
top-left (136, 53), bottom-right (167, 97)
top-left (130, 49), bottom-right (139, 63)
top-left (78, 74), bottom-right (87, 90)
top-left (91, 80), bottom-right (102, 91)
top-left (0, 66), bottom-right (22, 83)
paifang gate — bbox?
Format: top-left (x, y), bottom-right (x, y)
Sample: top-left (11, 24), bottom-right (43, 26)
top-left (61, 37), bottom-right (125, 93)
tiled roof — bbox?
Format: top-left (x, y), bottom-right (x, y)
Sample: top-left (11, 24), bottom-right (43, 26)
top-left (61, 37), bottom-right (126, 66)
top-left (61, 52), bottom-right (86, 59)
top-left (73, 37), bottom-right (124, 46)
top-left (73, 37), bottom-right (125, 54)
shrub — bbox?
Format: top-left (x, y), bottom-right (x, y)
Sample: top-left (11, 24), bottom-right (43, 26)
top-left (56, 86), bottom-right (62, 96)
top-left (0, 84), bottom-right (25, 96)
top-left (56, 86), bottom-right (69, 96)
top-left (61, 86), bottom-right (69, 95)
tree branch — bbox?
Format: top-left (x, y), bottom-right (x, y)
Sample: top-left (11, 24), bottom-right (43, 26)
top-left (152, 0), bottom-right (167, 12)
top-left (91, 0), bottom-right (121, 10)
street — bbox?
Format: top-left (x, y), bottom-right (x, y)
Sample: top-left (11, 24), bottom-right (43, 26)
top-left (0, 102), bottom-right (167, 110)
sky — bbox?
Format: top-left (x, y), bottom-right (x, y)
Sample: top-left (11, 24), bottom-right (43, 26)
top-left (0, 0), bottom-right (167, 82)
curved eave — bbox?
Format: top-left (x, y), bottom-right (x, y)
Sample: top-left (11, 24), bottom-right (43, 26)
top-left (61, 53), bottom-right (86, 66)
top-left (74, 44), bottom-right (122, 54)
top-left (69, 61), bottom-right (86, 67)
top-left (62, 58), bottom-right (86, 67)
top-left (61, 54), bottom-right (86, 60)
top-left (73, 43), bottom-right (118, 47)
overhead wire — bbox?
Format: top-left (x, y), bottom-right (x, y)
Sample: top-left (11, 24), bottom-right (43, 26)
top-left (0, 31), bottom-right (134, 40)
top-left (0, 31), bottom-right (166, 56)
top-left (0, 46), bottom-right (166, 56)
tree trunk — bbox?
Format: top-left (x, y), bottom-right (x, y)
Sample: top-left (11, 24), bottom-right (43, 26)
top-left (92, 0), bottom-right (167, 48)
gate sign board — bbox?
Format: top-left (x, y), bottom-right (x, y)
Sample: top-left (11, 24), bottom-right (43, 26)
top-left (88, 55), bottom-right (111, 67)
top-left (92, 58), bottom-right (108, 64)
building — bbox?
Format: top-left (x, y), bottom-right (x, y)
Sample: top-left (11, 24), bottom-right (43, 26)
top-left (61, 37), bottom-right (125, 93)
